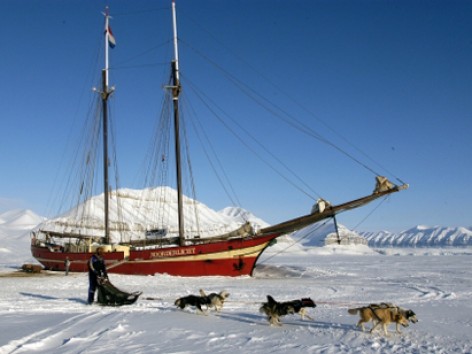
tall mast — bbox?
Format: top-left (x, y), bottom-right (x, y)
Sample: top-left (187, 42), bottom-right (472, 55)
top-left (101, 7), bottom-right (113, 244)
top-left (172, 0), bottom-right (185, 245)
top-left (171, 0), bottom-right (185, 244)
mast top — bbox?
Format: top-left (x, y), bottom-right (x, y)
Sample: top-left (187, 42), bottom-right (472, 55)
top-left (171, 0), bottom-right (180, 83)
top-left (103, 7), bottom-right (115, 87)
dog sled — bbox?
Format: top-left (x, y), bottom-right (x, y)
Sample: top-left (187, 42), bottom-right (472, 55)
top-left (97, 278), bottom-right (142, 306)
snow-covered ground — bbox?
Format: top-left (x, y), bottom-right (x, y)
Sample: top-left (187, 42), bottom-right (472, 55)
top-left (1, 210), bottom-right (472, 353)
top-left (1, 250), bottom-right (472, 353)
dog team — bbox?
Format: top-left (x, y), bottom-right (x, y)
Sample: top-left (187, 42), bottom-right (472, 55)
top-left (175, 290), bottom-right (418, 335)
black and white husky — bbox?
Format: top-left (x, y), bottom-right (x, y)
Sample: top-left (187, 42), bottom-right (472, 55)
top-left (199, 289), bottom-right (230, 312)
top-left (175, 289), bottom-right (230, 314)
top-left (260, 295), bottom-right (316, 326)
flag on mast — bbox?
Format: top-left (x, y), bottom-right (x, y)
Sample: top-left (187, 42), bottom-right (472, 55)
top-left (107, 25), bottom-right (116, 48)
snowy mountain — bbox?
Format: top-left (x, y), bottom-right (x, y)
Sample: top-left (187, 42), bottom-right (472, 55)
top-left (35, 187), bottom-right (251, 242)
top-left (0, 209), bottom-right (43, 265)
top-left (286, 220), bottom-right (472, 249)
top-left (0, 209), bottom-right (44, 231)
top-left (360, 225), bottom-right (472, 248)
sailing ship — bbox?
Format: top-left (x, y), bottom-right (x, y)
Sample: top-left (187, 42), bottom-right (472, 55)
top-left (31, 2), bottom-right (407, 277)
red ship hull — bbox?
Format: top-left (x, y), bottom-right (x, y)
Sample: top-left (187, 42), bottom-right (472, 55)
top-left (31, 233), bottom-right (280, 277)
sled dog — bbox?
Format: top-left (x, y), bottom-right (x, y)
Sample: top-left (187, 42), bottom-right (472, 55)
top-left (199, 289), bottom-right (230, 312)
top-left (348, 304), bottom-right (410, 335)
top-left (175, 290), bottom-right (211, 313)
top-left (369, 303), bottom-right (418, 328)
top-left (260, 295), bottom-right (316, 326)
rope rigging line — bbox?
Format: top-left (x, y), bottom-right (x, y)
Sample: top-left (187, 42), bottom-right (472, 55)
top-left (193, 44), bottom-right (381, 178)
top-left (257, 220), bottom-right (332, 266)
top-left (77, 95), bottom-right (102, 220)
top-left (181, 73), bottom-right (320, 201)
top-left (136, 76), bottom-right (174, 231)
top-left (350, 195), bottom-right (391, 232)
top-left (50, 29), bottom-right (106, 220)
top-left (109, 41), bottom-right (172, 71)
top-left (107, 102), bottom-right (128, 238)
top-left (110, 7), bottom-right (169, 17)
top-left (180, 110), bottom-right (203, 236)
top-left (46, 34), bottom-right (105, 219)
top-left (139, 296), bottom-right (367, 308)
top-left (179, 93), bottom-right (242, 209)
top-left (180, 39), bottom-right (407, 186)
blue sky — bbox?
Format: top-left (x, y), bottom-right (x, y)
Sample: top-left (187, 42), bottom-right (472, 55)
top-left (1, 0), bottom-right (471, 232)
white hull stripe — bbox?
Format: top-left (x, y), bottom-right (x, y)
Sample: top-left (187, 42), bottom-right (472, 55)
top-left (130, 242), bottom-right (269, 264)
top-left (34, 242), bottom-right (270, 265)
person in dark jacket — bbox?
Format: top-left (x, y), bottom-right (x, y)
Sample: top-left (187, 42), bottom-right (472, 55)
top-left (87, 247), bottom-right (108, 304)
